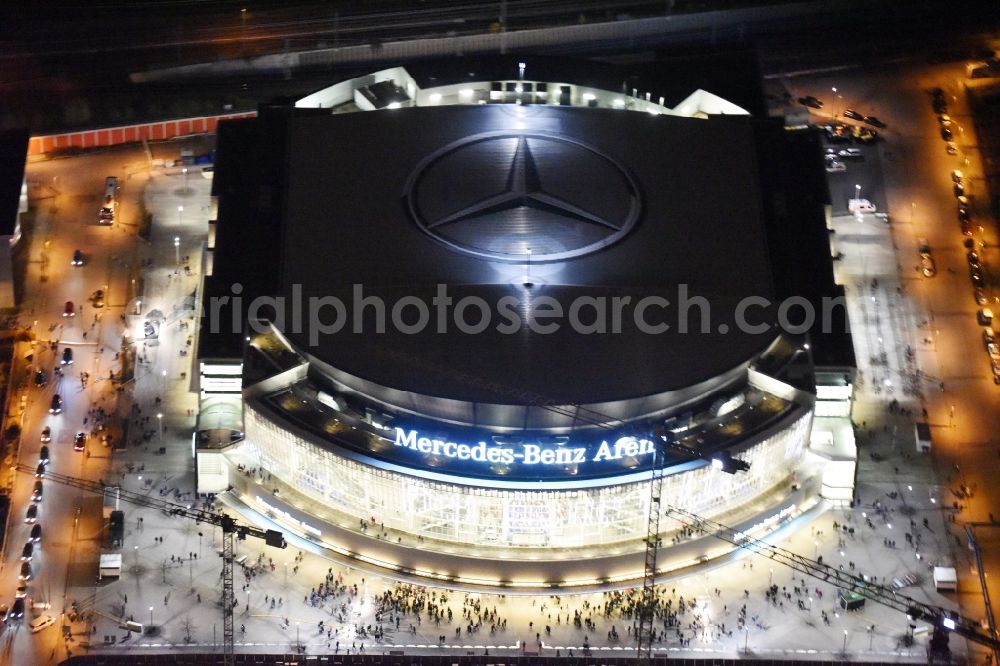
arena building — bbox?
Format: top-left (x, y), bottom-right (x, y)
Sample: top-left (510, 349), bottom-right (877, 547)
top-left (195, 54), bottom-right (857, 588)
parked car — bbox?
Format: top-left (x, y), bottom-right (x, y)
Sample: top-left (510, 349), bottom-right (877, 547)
top-left (941, 126), bottom-right (953, 141)
top-left (63, 301), bottom-right (75, 317)
top-left (837, 148), bottom-right (863, 160)
top-left (30, 524), bottom-right (41, 543)
top-left (954, 182), bottom-right (966, 197)
top-left (39, 445), bottom-right (49, 465)
top-left (853, 126), bottom-right (878, 143)
top-left (30, 614), bottom-right (55, 633)
top-left (33, 370), bottom-right (46, 387)
top-left (35, 462), bottom-right (44, 478)
top-left (970, 266), bottom-right (985, 287)
top-left (21, 542), bottom-right (32, 562)
top-left (31, 481), bottom-right (42, 502)
top-left (49, 394), bottom-right (62, 414)
top-left (825, 160), bottom-right (846, 173)
top-left (10, 598), bottom-right (24, 619)
top-left (71, 250), bottom-right (84, 266)
top-left (843, 109), bottom-right (864, 120)
top-left (74, 432), bottom-right (86, 451)
top-left (19, 562), bottom-right (31, 581)
top-left (61, 347), bottom-right (73, 365)
top-left (91, 289), bottom-right (105, 309)
top-left (968, 251), bottom-right (982, 269)
top-left (920, 254), bottom-right (936, 277)
top-left (823, 124), bottom-right (852, 143)
top-left (863, 116), bottom-right (886, 128)
top-left (798, 95), bottom-right (823, 108)
top-left (946, 142), bottom-right (958, 155)
top-left (932, 88), bottom-right (948, 113)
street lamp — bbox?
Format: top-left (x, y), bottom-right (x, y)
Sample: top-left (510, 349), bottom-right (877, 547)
top-left (182, 167), bottom-right (188, 192)
top-left (240, 8), bottom-right (248, 57)
top-left (199, 531), bottom-right (203, 558)
top-left (284, 561), bottom-right (288, 585)
top-left (157, 412), bottom-right (163, 441)
top-left (174, 236), bottom-right (181, 265)
top-left (814, 540), bottom-right (818, 558)
top-left (296, 621), bottom-right (301, 652)
top-left (842, 629), bottom-right (848, 655)
top-left (149, 605), bottom-right (154, 628)
top-left (177, 205), bottom-right (183, 227)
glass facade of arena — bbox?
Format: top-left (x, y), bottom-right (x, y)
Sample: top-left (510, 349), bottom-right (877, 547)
top-left (244, 404), bottom-right (810, 551)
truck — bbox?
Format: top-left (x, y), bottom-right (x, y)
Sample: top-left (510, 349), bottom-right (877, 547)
top-left (968, 60), bottom-right (1000, 79)
top-left (98, 553), bottom-right (122, 581)
top-left (108, 509), bottom-right (124, 547)
top-left (98, 176), bottom-right (118, 225)
top-left (915, 422), bottom-right (932, 453)
top-left (933, 566), bottom-right (958, 591)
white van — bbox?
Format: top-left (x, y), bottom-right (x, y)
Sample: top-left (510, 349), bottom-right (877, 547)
top-left (848, 198), bottom-right (877, 214)
top-left (30, 614), bottom-right (55, 633)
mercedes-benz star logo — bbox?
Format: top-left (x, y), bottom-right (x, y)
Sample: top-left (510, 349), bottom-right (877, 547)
top-left (404, 131), bottom-right (642, 263)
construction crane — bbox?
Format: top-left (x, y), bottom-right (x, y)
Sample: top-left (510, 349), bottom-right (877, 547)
top-left (631, 443), bottom-right (1000, 661)
top-left (17, 464), bottom-right (287, 665)
top-left (635, 431), bottom-right (751, 660)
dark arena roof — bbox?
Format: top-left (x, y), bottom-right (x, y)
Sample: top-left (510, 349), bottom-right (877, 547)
top-left (273, 104), bottom-right (777, 406)
top-left (203, 53), bottom-right (849, 430)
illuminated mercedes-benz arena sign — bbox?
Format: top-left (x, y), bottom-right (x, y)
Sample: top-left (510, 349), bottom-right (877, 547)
top-left (205, 60), bottom-right (829, 588)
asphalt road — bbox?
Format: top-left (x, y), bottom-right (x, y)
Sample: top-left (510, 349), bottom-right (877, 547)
top-left (0, 147), bottom-right (148, 663)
